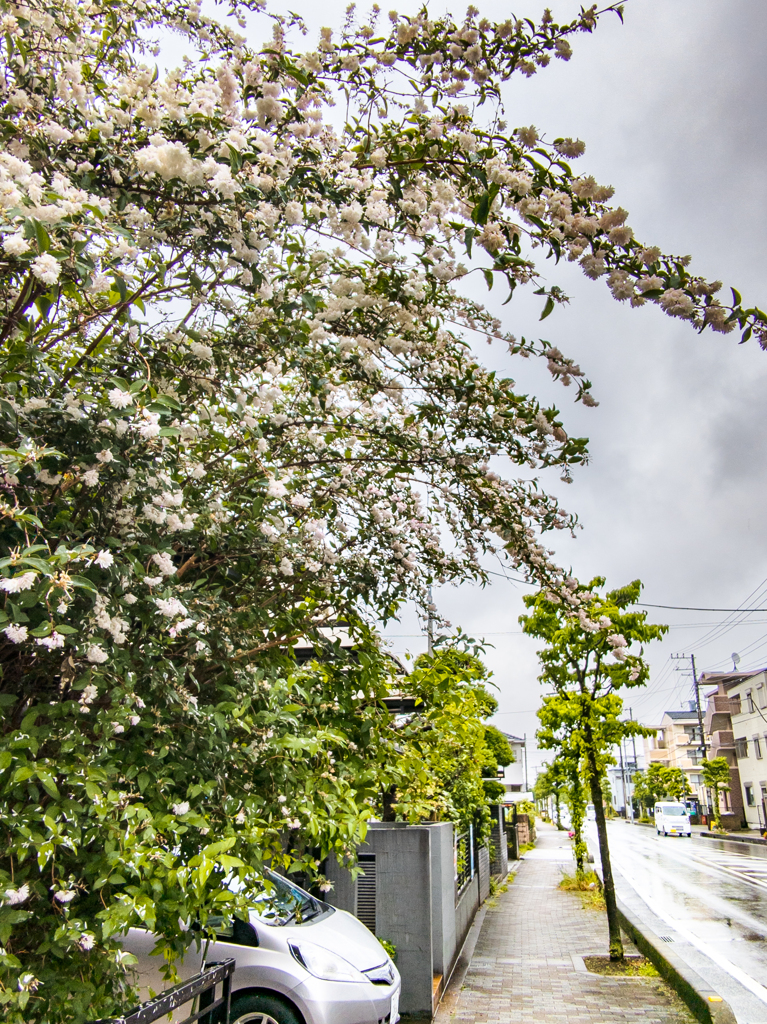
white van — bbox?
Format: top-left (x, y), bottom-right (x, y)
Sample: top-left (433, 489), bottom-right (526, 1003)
top-left (654, 802), bottom-right (692, 837)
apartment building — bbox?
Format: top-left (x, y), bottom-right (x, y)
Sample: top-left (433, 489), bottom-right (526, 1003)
top-left (702, 669), bottom-right (767, 830)
top-left (643, 705), bottom-right (707, 808)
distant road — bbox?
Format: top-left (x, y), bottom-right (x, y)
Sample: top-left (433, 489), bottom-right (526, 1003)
top-left (598, 821), bottom-right (767, 1024)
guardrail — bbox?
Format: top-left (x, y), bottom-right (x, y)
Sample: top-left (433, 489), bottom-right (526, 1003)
top-left (88, 957), bottom-right (234, 1024)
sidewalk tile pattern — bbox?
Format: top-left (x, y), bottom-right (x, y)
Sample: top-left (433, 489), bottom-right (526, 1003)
top-left (438, 827), bottom-right (696, 1024)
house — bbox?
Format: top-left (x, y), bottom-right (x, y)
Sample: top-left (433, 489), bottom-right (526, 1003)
top-left (493, 733), bottom-right (528, 802)
top-left (702, 669), bottom-right (767, 830)
top-left (643, 705), bottom-right (707, 808)
top-left (498, 732), bottom-right (532, 803)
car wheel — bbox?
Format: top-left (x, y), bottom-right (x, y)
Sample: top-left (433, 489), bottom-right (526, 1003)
top-left (229, 993), bottom-right (302, 1024)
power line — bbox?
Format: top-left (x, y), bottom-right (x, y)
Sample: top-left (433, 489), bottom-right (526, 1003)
top-left (483, 569), bottom-right (767, 613)
top-left (638, 602), bottom-right (767, 613)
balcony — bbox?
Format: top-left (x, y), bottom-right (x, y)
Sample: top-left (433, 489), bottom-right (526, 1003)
top-left (704, 695), bottom-right (737, 734)
top-left (646, 750), bottom-right (670, 763)
top-left (710, 730), bottom-right (735, 758)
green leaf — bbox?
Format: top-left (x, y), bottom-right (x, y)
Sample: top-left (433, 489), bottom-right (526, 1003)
top-left (471, 193), bottom-right (490, 226)
top-left (69, 575), bottom-right (97, 592)
top-left (37, 771), bottom-right (60, 800)
top-left (202, 837), bottom-right (236, 858)
top-left (731, 287), bottom-right (742, 306)
top-left (539, 297), bottom-right (555, 321)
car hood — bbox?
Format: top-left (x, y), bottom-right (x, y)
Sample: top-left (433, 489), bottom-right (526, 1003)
top-left (291, 908), bottom-right (388, 971)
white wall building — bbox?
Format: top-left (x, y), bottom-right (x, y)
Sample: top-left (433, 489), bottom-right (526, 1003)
top-left (498, 733), bottom-right (532, 804)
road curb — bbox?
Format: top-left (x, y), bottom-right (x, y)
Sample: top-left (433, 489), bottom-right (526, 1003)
top-left (699, 830), bottom-right (767, 847)
top-left (616, 897), bottom-right (737, 1024)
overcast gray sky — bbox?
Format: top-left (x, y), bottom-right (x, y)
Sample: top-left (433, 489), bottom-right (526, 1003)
top-left (359, 0), bottom-right (767, 767)
top-left (212, 0), bottom-right (767, 768)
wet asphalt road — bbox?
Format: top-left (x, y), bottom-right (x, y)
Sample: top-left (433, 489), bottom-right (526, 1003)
top-left (599, 821), bottom-right (767, 1023)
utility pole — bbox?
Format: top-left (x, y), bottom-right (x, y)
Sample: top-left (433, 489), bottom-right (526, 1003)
top-left (619, 742), bottom-right (628, 819)
top-left (672, 652), bottom-right (709, 818)
top-left (523, 734), bottom-right (529, 793)
top-left (690, 653), bottom-right (711, 821)
top-left (627, 708), bottom-right (638, 821)
top-left (691, 654), bottom-right (708, 760)
top-left (628, 707), bottom-right (638, 769)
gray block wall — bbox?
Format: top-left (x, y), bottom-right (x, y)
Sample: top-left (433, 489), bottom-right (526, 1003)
top-left (323, 822), bottom-right (492, 1019)
top-left (427, 822), bottom-right (455, 978)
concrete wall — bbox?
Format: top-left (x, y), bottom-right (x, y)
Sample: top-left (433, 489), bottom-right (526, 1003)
top-left (324, 822), bottom-right (495, 1019)
top-left (454, 871), bottom-right (480, 967)
top-left (427, 823), bottom-right (455, 979)
top-left (324, 823), bottom-right (434, 1016)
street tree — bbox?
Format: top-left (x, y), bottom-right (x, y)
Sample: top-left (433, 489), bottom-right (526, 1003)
top-left (701, 757), bottom-right (732, 830)
top-left (663, 766), bottom-right (692, 802)
top-left (533, 760), bottom-right (568, 829)
top-left (536, 712), bottom-right (588, 872)
top-left (521, 579), bottom-right (665, 960)
top-left (0, 0), bottom-right (757, 1016)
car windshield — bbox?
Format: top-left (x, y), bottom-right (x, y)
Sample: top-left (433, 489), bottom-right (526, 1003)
top-left (660, 806), bottom-right (686, 816)
top-left (250, 870), bottom-right (321, 926)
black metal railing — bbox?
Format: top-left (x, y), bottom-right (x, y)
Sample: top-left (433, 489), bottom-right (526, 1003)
top-left (455, 828), bottom-right (475, 898)
top-left (88, 958), bottom-right (234, 1024)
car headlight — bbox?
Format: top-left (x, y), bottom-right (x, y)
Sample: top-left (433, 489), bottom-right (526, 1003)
top-left (289, 941), bottom-right (366, 983)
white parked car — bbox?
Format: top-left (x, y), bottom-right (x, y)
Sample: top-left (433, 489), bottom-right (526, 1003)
top-left (123, 870), bottom-right (401, 1024)
top-left (654, 802), bottom-right (692, 837)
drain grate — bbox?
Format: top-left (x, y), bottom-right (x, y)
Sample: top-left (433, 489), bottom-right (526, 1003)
top-left (658, 936), bottom-right (674, 943)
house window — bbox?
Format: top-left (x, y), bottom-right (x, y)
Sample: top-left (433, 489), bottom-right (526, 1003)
top-left (735, 737), bottom-right (749, 759)
top-left (746, 691), bottom-right (755, 713)
top-left (758, 685), bottom-right (767, 709)
top-left (755, 736), bottom-right (763, 760)
top-left (745, 785), bottom-right (755, 806)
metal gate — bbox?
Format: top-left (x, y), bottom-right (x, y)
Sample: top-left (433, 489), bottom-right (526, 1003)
top-left (88, 957), bottom-right (234, 1024)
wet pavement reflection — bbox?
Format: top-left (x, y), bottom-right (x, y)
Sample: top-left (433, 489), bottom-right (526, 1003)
top-left (602, 821), bottom-right (767, 1022)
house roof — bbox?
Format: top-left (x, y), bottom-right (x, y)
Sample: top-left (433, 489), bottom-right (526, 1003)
top-left (664, 710), bottom-right (699, 720)
top-left (500, 731), bottom-right (525, 744)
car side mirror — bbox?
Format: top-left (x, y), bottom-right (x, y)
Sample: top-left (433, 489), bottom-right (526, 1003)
top-left (232, 917), bottom-right (259, 947)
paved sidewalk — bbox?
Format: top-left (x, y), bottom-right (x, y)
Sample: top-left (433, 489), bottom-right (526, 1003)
top-left (435, 824), bottom-right (696, 1024)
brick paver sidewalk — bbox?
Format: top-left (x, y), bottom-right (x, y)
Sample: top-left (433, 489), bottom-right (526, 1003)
top-left (435, 824), bottom-right (696, 1024)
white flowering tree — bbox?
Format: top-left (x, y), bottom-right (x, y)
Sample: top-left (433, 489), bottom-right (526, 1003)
top-left (0, 0), bottom-right (758, 1017)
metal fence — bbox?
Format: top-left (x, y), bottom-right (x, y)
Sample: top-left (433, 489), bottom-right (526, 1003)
top-left (454, 824), bottom-right (475, 897)
top-left (88, 958), bottom-right (234, 1024)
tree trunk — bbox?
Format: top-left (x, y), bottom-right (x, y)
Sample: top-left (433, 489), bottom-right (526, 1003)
top-left (555, 791), bottom-right (563, 829)
top-left (570, 778), bottom-right (586, 875)
top-left (586, 749), bottom-right (624, 960)
top-left (712, 785), bottom-right (721, 828)
top-left (382, 785), bottom-right (397, 822)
